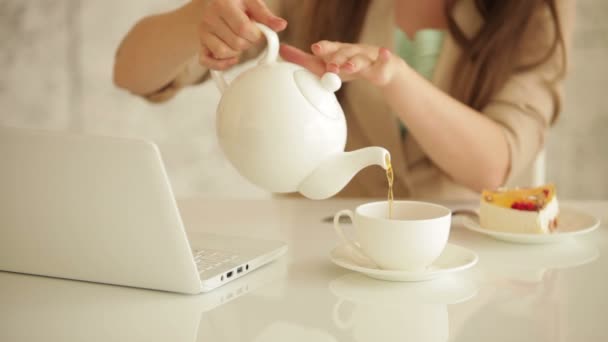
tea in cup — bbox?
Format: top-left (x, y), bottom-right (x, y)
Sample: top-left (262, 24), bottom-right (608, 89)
top-left (333, 201), bottom-right (451, 271)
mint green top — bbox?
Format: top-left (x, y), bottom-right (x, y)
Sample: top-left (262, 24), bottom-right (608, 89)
top-left (394, 28), bottom-right (445, 80)
top-left (394, 29), bottom-right (445, 135)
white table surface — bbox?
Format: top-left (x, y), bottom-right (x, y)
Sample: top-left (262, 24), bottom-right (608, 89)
top-left (1, 198), bottom-right (606, 342)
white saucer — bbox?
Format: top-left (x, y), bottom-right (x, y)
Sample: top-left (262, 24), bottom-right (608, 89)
top-left (330, 243), bottom-right (478, 282)
top-left (461, 205), bottom-right (600, 244)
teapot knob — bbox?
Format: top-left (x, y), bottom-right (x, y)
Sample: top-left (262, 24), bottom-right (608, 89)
top-left (321, 73), bottom-right (342, 93)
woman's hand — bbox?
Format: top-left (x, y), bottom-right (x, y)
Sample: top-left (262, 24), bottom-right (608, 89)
top-left (197, 0), bottom-right (287, 70)
top-left (283, 40), bottom-right (510, 192)
top-left (280, 41), bottom-right (405, 87)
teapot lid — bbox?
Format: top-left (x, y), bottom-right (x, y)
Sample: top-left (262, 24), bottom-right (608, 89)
top-left (294, 70), bottom-right (343, 120)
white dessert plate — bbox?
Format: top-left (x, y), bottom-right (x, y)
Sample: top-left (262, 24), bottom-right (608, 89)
top-left (460, 206), bottom-right (600, 244)
top-left (330, 243), bottom-right (478, 282)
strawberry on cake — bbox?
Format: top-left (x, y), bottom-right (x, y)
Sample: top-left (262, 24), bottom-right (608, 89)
top-left (479, 184), bottom-right (559, 234)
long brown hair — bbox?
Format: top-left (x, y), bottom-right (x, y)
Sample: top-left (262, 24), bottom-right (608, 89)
top-left (299, 0), bottom-right (566, 118)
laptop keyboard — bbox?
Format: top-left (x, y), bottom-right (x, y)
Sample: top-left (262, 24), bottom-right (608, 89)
top-left (193, 249), bottom-right (239, 274)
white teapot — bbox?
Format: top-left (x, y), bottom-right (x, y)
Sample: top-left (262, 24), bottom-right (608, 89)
top-left (211, 24), bottom-right (390, 199)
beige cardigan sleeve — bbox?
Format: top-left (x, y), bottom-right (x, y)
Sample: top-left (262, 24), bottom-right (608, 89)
top-left (482, 0), bottom-right (574, 184)
top-left (143, 0), bottom-right (286, 103)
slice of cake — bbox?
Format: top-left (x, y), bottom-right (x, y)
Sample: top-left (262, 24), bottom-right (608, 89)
top-left (479, 184), bottom-right (559, 234)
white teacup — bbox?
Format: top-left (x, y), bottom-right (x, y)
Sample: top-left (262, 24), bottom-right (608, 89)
top-left (333, 201), bottom-right (451, 271)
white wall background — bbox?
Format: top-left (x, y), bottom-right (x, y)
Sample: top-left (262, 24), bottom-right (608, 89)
top-left (545, 0), bottom-right (608, 199)
top-left (1, 0), bottom-right (607, 199)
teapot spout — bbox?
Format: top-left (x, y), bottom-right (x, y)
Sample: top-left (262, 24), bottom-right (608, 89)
top-left (297, 147), bottom-right (390, 200)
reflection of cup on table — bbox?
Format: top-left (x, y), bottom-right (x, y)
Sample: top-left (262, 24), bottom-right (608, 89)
top-left (333, 201), bottom-right (451, 271)
top-left (329, 273), bottom-right (478, 342)
top-left (334, 301), bottom-right (447, 342)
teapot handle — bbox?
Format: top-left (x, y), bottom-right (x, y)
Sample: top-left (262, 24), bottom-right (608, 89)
top-left (210, 23), bottom-right (279, 94)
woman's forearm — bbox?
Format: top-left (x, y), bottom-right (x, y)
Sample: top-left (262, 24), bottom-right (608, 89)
top-left (383, 62), bottom-right (510, 192)
top-left (113, 1), bottom-right (203, 96)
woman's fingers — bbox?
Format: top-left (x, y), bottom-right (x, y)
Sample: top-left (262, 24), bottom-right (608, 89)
top-left (220, 2), bottom-right (261, 43)
top-left (314, 41), bottom-right (363, 75)
top-left (365, 48), bottom-right (395, 85)
top-left (199, 47), bottom-right (239, 70)
top-left (279, 44), bottom-right (326, 76)
top-left (216, 18), bottom-right (254, 51)
top-left (198, 0), bottom-right (286, 69)
top-left (199, 5), bottom-right (253, 56)
top-left (327, 45), bottom-right (362, 70)
top-left (311, 40), bottom-right (343, 58)
top-left (284, 42), bottom-right (397, 86)
top-left (311, 41), bottom-right (382, 74)
top-left (199, 30), bottom-right (239, 59)
top-left (342, 54), bottom-right (373, 74)
top-left (245, 0), bottom-right (287, 31)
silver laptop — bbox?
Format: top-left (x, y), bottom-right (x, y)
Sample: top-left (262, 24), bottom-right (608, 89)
top-left (0, 126), bottom-right (287, 294)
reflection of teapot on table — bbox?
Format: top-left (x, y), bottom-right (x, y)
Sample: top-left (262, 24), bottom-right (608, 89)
top-left (211, 24), bottom-right (389, 200)
top-left (329, 273), bottom-right (478, 342)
